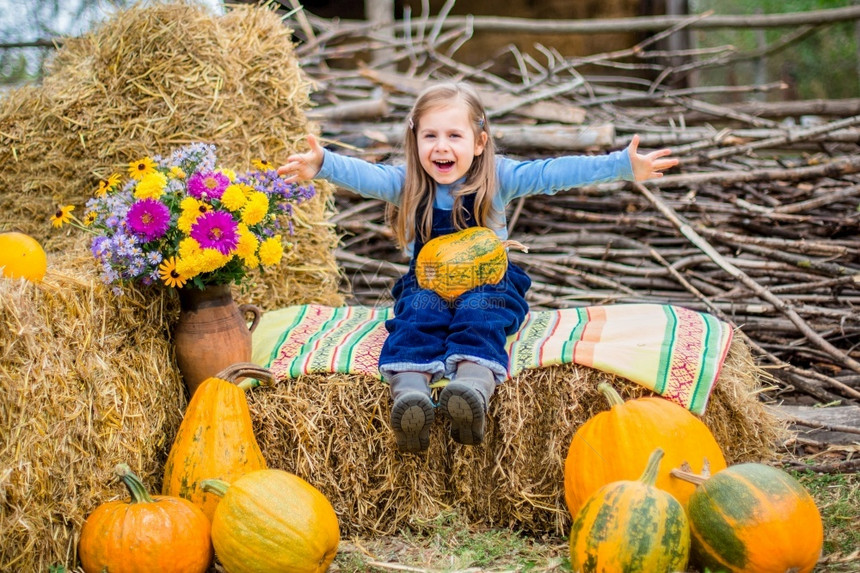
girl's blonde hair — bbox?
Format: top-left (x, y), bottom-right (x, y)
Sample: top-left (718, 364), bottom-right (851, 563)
top-left (387, 82), bottom-right (497, 249)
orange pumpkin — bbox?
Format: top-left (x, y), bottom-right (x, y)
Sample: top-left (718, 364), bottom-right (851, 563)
top-left (674, 463), bottom-right (824, 573)
top-left (564, 382), bottom-right (726, 516)
top-left (202, 469), bottom-right (340, 573)
top-left (162, 363), bottom-right (273, 520)
top-left (415, 226), bottom-right (527, 301)
top-left (78, 463), bottom-right (211, 573)
top-left (0, 231), bottom-right (47, 282)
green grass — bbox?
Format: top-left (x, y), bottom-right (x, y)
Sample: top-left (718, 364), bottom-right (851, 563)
top-left (792, 469), bottom-right (860, 572)
top-left (332, 510), bottom-right (569, 572)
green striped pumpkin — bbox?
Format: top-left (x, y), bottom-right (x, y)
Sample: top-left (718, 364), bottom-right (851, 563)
top-left (415, 226), bottom-right (525, 301)
top-left (569, 448), bottom-right (690, 573)
top-left (679, 463), bottom-right (823, 573)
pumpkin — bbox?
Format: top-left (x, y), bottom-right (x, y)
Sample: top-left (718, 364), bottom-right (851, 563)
top-left (564, 382), bottom-right (726, 516)
top-left (415, 226), bottom-right (527, 301)
top-left (78, 463), bottom-right (212, 573)
top-left (201, 469), bottom-right (340, 573)
top-left (672, 462), bottom-right (824, 573)
top-left (162, 362), bottom-right (273, 520)
top-left (0, 231), bottom-right (47, 282)
top-left (569, 448), bottom-right (690, 573)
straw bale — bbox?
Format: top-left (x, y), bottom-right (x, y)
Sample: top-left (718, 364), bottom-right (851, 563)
top-left (0, 1), bottom-right (342, 309)
top-left (0, 250), bottom-right (185, 572)
top-left (250, 334), bottom-right (784, 537)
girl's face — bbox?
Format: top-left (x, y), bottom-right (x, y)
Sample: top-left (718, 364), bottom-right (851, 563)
top-left (415, 101), bottom-right (488, 185)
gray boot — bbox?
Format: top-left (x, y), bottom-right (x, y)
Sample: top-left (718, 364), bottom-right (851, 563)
top-left (439, 361), bottom-right (496, 445)
top-left (389, 371), bottom-right (434, 453)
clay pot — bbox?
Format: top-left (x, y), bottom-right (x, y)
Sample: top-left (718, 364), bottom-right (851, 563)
top-left (174, 284), bottom-right (261, 397)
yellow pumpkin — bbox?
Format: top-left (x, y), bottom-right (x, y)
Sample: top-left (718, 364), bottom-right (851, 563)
top-left (202, 469), bottom-right (340, 573)
top-left (415, 226), bottom-right (527, 301)
top-left (0, 231), bottom-right (47, 282)
top-left (569, 449), bottom-right (690, 573)
top-left (564, 382), bottom-right (727, 516)
top-left (162, 362), bottom-right (273, 520)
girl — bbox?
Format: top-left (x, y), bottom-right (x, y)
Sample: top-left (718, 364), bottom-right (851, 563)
top-left (278, 82), bottom-right (677, 453)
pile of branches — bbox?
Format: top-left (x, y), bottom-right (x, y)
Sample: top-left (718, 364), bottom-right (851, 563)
top-left (282, 5), bottom-right (860, 407)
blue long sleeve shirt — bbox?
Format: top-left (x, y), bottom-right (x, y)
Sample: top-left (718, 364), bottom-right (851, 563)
top-left (317, 147), bottom-right (635, 255)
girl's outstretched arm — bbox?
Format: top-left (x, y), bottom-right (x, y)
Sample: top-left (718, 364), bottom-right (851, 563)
top-left (277, 133), bottom-right (325, 183)
top-left (628, 134), bottom-right (678, 181)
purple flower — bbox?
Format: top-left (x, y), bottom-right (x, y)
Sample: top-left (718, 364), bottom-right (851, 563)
top-left (190, 210), bottom-right (239, 255)
top-left (187, 171), bottom-right (229, 200)
top-left (167, 142), bottom-right (217, 173)
top-left (126, 198), bottom-right (171, 241)
top-left (91, 236), bottom-right (109, 258)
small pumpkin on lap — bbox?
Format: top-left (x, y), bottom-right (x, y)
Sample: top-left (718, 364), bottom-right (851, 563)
top-left (415, 226), bottom-right (527, 301)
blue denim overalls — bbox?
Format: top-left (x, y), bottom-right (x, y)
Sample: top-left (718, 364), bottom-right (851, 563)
top-left (378, 193), bottom-right (531, 384)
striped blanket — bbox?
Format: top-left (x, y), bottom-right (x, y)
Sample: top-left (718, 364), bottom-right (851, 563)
top-left (252, 303), bottom-right (733, 415)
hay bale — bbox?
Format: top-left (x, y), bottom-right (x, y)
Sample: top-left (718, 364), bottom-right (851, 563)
top-left (250, 335), bottom-right (784, 537)
top-left (0, 254), bottom-right (185, 571)
top-left (0, 4), bottom-right (343, 569)
top-left (0, 1), bottom-right (342, 310)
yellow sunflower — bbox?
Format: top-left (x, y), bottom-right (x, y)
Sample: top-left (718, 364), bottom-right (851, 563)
top-left (158, 257), bottom-right (189, 288)
top-left (51, 205), bottom-right (75, 228)
top-left (252, 159), bottom-right (273, 171)
top-left (128, 157), bottom-right (157, 181)
top-left (94, 180), bottom-right (110, 197)
top-left (106, 173), bottom-right (122, 190)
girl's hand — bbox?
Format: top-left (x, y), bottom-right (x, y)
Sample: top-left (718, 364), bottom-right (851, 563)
top-left (628, 134), bottom-right (678, 181)
top-left (277, 133), bottom-right (325, 183)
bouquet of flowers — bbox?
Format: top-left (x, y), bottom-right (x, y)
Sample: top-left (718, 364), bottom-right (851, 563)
top-left (52, 142), bottom-right (315, 293)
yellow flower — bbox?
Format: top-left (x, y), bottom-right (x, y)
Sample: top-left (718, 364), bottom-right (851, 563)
top-left (198, 248), bottom-right (232, 273)
top-left (241, 192), bottom-right (269, 226)
top-left (169, 166), bottom-right (186, 179)
top-left (220, 184), bottom-right (248, 211)
top-left (252, 159), bottom-right (273, 171)
top-left (106, 173), bottom-right (122, 190)
top-left (94, 173), bottom-right (122, 197)
top-left (83, 211), bottom-right (98, 226)
top-left (51, 205), bottom-right (75, 228)
top-left (134, 171), bottom-right (168, 200)
top-left (243, 252), bottom-right (260, 269)
top-left (258, 235), bottom-right (284, 266)
top-left (175, 238), bottom-right (230, 275)
top-left (176, 239), bottom-right (203, 276)
top-left (219, 168), bottom-right (236, 181)
top-left (235, 224), bottom-right (259, 263)
top-left (178, 197), bottom-right (211, 233)
top-left (158, 257), bottom-right (189, 288)
top-left (94, 181), bottom-right (108, 197)
top-left (128, 157), bottom-right (157, 181)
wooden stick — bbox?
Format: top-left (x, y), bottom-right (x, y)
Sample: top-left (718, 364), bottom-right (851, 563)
top-left (634, 181), bottom-right (860, 376)
top-left (329, 5), bottom-right (860, 35)
top-left (683, 114), bottom-right (860, 165)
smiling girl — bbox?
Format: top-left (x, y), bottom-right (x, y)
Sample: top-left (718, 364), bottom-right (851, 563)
top-left (278, 82), bottom-right (677, 453)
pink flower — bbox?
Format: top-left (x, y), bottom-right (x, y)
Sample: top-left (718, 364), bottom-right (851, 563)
top-left (126, 198), bottom-right (171, 241)
top-left (190, 210), bottom-right (239, 254)
top-left (187, 171), bottom-right (229, 200)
